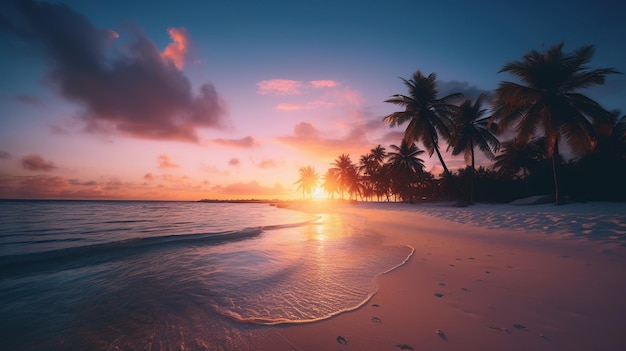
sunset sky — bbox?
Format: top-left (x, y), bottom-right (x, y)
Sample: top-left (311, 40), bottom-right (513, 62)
top-left (1, 0), bottom-right (625, 200)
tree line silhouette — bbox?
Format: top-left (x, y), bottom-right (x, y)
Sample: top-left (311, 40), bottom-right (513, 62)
top-left (295, 43), bottom-right (625, 204)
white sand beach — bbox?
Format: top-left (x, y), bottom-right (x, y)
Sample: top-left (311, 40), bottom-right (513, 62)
top-left (256, 202), bottom-right (626, 351)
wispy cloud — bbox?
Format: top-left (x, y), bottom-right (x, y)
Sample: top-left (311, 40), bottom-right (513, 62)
top-left (211, 181), bottom-right (288, 197)
top-left (309, 80), bottom-right (339, 89)
top-left (256, 158), bottom-right (279, 169)
top-left (438, 80), bottom-right (491, 102)
top-left (212, 136), bottom-right (260, 148)
top-left (274, 87), bottom-right (362, 111)
top-left (276, 121), bottom-right (372, 159)
top-left (158, 154), bottom-right (180, 169)
top-left (228, 158), bottom-right (240, 166)
top-left (256, 79), bottom-right (340, 96)
top-left (22, 154), bottom-right (56, 171)
top-left (1, 1), bottom-right (228, 143)
top-left (0, 174), bottom-right (206, 200)
top-left (257, 79), bottom-right (305, 96)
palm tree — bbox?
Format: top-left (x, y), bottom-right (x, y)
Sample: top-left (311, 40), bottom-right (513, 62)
top-left (386, 139), bottom-right (426, 202)
top-left (491, 43), bottom-right (620, 204)
top-left (294, 165), bottom-right (319, 199)
top-left (575, 111), bottom-right (626, 200)
top-left (344, 164), bottom-right (363, 200)
top-left (369, 145), bottom-right (388, 201)
top-left (359, 153), bottom-right (377, 201)
top-left (321, 168), bottom-right (340, 199)
top-left (451, 93), bottom-right (500, 203)
top-left (493, 138), bottom-right (548, 180)
top-left (331, 154), bottom-right (355, 199)
top-left (384, 70), bottom-right (463, 200)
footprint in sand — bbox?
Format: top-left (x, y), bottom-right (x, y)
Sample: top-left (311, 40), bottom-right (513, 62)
top-left (371, 316), bottom-right (382, 323)
top-left (433, 292), bottom-right (444, 298)
top-left (488, 325), bottom-right (512, 334)
top-left (336, 335), bottom-right (348, 344)
top-left (512, 323), bottom-right (528, 331)
top-left (371, 303), bottom-right (379, 307)
top-left (436, 330), bottom-right (448, 341)
top-left (395, 343), bottom-right (414, 350)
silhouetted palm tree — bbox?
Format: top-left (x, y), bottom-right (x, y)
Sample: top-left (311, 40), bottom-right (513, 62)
top-left (493, 138), bottom-right (548, 179)
top-left (294, 165), bottom-right (319, 199)
top-left (452, 93), bottom-right (500, 203)
top-left (321, 168), bottom-right (339, 199)
top-left (574, 111), bottom-right (626, 200)
top-left (387, 139), bottom-right (426, 202)
top-left (384, 70), bottom-right (462, 199)
top-left (593, 110), bottom-right (626, 158)
top-left (369, 145), bottom-right (388, 201)
top-left (331, 154), bottom-right (355, 199)
top-left (359, 153), bottom-right (377, 201)
top-left (492, 43), bottom-right (620, 204)
top-left (344, 164), bottom-right (363, 200)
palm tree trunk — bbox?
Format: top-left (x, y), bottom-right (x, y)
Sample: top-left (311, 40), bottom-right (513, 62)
top-left (470, 138), bottom-right (475, 204)
top-left (432, 137), bottom-right (462, 201)
top-left (552, 143), bottom-right (561, 205)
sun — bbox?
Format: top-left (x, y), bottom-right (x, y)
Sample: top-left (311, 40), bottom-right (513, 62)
top-left (311, 186), bottom-right (326, 200)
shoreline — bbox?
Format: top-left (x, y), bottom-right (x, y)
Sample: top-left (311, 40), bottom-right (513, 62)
top-left (253, 202), bottom-right (626, 350)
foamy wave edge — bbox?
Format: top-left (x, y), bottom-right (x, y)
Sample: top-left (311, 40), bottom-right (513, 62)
top-left (222, 245), bottom-right (416, 326)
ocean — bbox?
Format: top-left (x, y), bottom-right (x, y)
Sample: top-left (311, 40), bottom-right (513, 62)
top-left (0, 200), bottom-right (413, 350)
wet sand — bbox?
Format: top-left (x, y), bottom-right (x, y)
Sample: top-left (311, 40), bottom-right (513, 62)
top-left (256, 202), bottom-right (626, 351)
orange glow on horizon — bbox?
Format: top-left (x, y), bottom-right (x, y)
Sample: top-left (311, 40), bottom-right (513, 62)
top-left (311, 187), bottom-right (326, 200)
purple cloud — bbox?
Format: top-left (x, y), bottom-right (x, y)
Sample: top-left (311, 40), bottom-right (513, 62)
top-left (0, 0), bottom-right (228, 142)
top-left (22, 154), bottom-right (56, 171)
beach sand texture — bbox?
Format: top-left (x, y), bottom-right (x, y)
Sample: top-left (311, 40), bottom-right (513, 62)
top-left (257, 202), bottom-right (626, 351)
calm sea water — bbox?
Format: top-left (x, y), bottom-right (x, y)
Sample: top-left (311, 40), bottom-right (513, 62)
top-left (0, 200), bottom-right (412, 350)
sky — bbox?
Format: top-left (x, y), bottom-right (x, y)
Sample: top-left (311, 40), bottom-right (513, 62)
top-left (1, 0), bottom-right (625, 200)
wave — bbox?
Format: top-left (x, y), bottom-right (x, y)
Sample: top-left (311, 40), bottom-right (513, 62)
top-left (218, 245), bottom-right (415, 326)
top-left (0, 217), bottom-right (320, 276)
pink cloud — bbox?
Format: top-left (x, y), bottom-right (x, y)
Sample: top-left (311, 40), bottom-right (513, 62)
top-left (211, 181), bottom-right (288, 197)
top-left (276, 121), bottom-right (373, 159)
top-left (309, 80), bottom-right (339, 88)
top-left (158, 154), bottom-right (180, 169)
top-left (256, 79), bottom-right (304, 96)
top-left (212, 136), bottom-right (260, 148)
top-left (257, 159), bottom-right (279, 169)
top-left (228, 158), bottom-right (240, 166)
top-left (273, 87), bottom-right (362, 111)
top-left (0, 173), bottom-right (221, 201)
top-left (160, 27), bottom-right (189, 70)
top-left (276, 103), bottom-right (311, 111)
top-left (157, 174), bottom-right (190, 183)
top-left (22, 154), bottom-right (56, 171)
top-left (144, 172), bottom-right (155, 180)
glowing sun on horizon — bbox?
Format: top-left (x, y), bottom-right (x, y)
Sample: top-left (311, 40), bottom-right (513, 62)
top-left (312, 187), bottom-right (325, 200)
